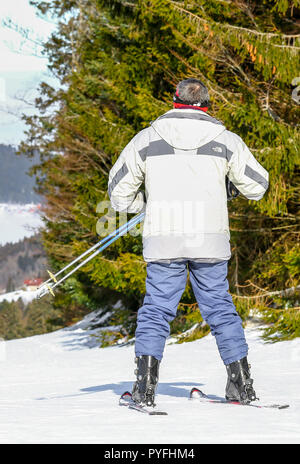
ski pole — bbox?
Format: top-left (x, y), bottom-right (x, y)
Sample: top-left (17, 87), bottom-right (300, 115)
top-left (38, 212), bottom-right (145, 292)
top-left (37, 211), bottom-right (145, 298)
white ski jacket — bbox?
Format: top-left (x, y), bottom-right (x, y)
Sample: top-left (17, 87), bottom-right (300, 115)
top-left (108, 109), bottom-right (269, 262)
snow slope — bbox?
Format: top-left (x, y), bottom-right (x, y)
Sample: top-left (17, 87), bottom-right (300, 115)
top-left (0, 289), bottom-right (39, 305)
top-left (0, 322), bottom-right (299, 444)
top-left (0, 203), bottom-right (43, 246)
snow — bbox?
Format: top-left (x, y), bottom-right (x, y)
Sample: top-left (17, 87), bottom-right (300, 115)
top-left (0, 289), bottom-right (39, 305)
top-left (0, 203), bottom-right (43, 246)
top-left (0, 320), bottom-right (299, 444)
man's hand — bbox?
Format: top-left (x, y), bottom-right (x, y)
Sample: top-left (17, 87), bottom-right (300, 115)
top-left (226, 176), bottom-right (240, 201)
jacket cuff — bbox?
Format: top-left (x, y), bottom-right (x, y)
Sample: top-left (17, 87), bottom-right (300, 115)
top-left (126, 190), bottom-right (146, 213)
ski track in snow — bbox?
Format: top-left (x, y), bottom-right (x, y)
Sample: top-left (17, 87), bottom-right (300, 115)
top-left (0, 325), bottom-right (299, 444)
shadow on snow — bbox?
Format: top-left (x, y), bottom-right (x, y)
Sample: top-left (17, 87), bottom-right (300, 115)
top-left (35, 381), bottom-right (205, 401)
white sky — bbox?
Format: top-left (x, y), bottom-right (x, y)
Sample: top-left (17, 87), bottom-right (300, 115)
top-left (0, 0), bottom-right (57, 145)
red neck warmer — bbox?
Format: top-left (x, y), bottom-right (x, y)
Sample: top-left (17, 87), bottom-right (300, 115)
top-left (173, 102), bottom-right (208, 112)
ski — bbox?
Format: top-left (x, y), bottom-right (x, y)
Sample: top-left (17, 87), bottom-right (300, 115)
top-left (190, 388), bottom-right (289, 410)
top-left (119, 391), bottom-right (168, 415)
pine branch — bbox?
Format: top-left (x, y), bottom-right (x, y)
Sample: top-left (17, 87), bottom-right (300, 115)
top-left (170, 0), bottom-right (300, 50)
top-left (170, 1), bottom-right (300, 42)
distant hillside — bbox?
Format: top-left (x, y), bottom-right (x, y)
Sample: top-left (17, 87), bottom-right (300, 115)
top-left (0, 234), bottom-right (47, 293)
top-left (0, 144), bottom-right (42, 203)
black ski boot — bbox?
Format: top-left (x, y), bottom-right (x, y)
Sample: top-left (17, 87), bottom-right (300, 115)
top-left (225, 357), bottom-right (257, 404)
top-left (132, 355), bottom-right (160, 407)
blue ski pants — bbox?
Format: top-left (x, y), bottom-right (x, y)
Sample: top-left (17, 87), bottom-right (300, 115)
top-left (135, 260), bottom-right (248, 365)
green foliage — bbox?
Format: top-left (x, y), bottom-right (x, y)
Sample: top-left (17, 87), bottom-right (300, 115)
top-left (170, 303), bottom-right (211, 344)
top-left (0, 300), bottom-right (25, 339)
top-left (24, 298), bottom-right (62, 336)
top-left (97, 330), bottom-right (123, 348)
top-left (232, 297), bottom-right (252, 322)
top-left (96, 307), bottom-right (137, 348)
top-left (260, 307), bottom-right (300, 341)
top-left (175, 325), bottom-right (211, 344)
top-left (18, 0), bottom-right (300, 343)
top-left (0, 297), bottom-right (60, 340)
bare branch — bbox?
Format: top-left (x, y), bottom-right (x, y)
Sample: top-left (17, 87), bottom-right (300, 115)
top-left (232, 285), bottom-right (300, 299)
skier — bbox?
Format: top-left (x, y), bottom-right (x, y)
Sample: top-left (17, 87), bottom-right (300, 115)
top-left (108, 78), bottom-right (269, 408)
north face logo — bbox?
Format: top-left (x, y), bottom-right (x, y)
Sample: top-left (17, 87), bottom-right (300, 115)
top-left (212, 146), bottom-right (223, 153)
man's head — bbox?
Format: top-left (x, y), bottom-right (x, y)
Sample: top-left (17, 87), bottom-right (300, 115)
top-left (174, 78), bottom-right (210, 107)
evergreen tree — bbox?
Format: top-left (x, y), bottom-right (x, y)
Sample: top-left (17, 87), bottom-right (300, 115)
top-left (20, 0), bottom-right (300, 341)
top-left (0, 300), bottom-right (25, 340)
top-left (24, 298), bottom-right (62, 336)
top-left (6, 277), bottom-right (16, 293)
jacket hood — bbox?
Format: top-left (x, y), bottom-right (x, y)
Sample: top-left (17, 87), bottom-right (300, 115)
top-left (151, 109), bottom-right (226, 150)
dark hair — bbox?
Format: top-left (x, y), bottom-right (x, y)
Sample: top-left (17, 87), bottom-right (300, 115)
top-left (175, 78), bottom-right (210, 106)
